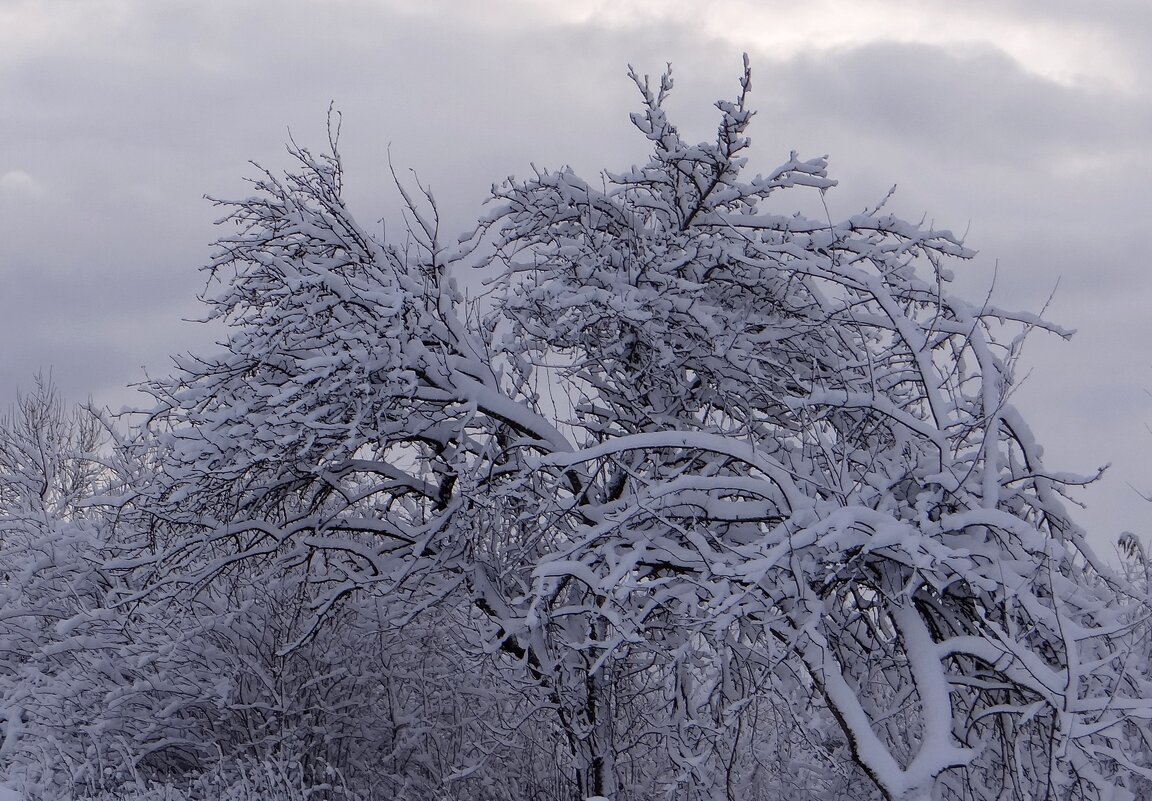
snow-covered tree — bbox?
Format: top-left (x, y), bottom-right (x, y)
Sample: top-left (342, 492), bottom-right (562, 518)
top-left (0, 378), bottom-right (145, 796)
top-left (115, 63), bottom-right (1152, 801)
top-left (0, 378), bottom-right (107, 768)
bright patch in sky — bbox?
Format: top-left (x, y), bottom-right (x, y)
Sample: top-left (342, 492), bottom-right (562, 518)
top-left (0, 170), bottom-right (45, 199)
top-left (525, 0), bottom-right (1137, 90)
top-left (1, 0), bottom-right (1139, 91)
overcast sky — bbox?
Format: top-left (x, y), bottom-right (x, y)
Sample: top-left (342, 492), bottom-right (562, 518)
top-left (2, 0), bottom-right (1149, 555)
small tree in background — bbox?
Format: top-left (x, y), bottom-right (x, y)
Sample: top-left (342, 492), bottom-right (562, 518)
top-left (0, 378), bottom-right (152, 795)
top-left (4, 61), bottom-right (1150, 801)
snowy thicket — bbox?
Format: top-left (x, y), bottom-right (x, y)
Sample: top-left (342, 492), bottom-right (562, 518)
top-left (2, 62), bottom-right (1151, 801)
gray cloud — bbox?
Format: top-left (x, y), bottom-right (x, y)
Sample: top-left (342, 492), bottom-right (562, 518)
top-left (1, 1), bottom-right (1148, 548)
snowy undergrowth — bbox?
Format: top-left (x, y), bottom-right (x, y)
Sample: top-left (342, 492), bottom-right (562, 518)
top-left (49, 759), bottom-right (361, 801)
